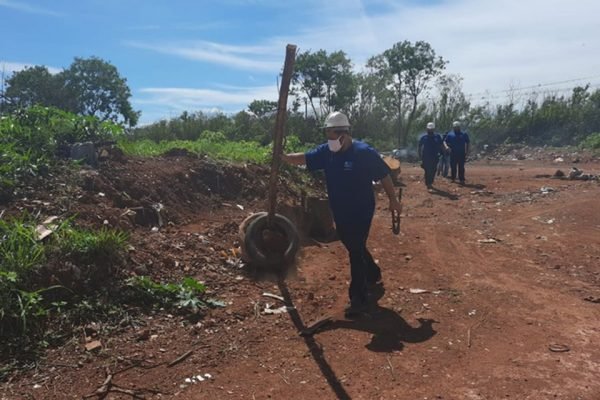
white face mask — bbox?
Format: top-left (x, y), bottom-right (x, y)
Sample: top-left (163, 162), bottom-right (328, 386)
top-left (328, 136), bottom-right (343, 152)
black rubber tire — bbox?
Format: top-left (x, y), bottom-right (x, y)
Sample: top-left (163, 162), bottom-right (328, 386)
top-left (244, 213), bottom-right (300, 267)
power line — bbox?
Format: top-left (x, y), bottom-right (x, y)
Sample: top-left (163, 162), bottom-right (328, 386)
top-left (468, 82), bottom-right (600, 102)
top-left (465, 74), bottom-right (600, 98)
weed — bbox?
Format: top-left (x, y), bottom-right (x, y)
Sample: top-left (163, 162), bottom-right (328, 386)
top-left (125, 276), bottom-right (211, 314)
top-left (57, 225), bottom-right (128, 264)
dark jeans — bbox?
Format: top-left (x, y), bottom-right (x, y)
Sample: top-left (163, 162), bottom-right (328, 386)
top-left (437, 154), bottom-right (450, 177)
top-left (423, 157), bottom-right (438, 187)
top-left (335, 220), bottom-right (381, 305)
top-left (450, 153), bottom-right (466, 182)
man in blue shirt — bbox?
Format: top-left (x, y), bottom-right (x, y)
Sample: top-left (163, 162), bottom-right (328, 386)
top-left (444, 121), bottom-right (470, 184)
top-left (418, 122), bottom-right (446, 191)
top-left (283, 111), bottom-right (403, 318)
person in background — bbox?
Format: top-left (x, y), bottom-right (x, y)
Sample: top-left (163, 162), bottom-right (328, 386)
top-left (437, 130), bottom-right (450, 178)
top-left (418, 122), bottom-right (445, 192)
top-left (444, 121), bottom-right (470, 184)
top-left (282, 111), bottom-right (402, 318)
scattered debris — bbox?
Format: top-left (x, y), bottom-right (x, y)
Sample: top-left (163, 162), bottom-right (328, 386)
top-left (263, 304), bottom-right (294, 315)
top-left (35, 224), bottom-right (55, 241)
top-left (553, 169), bottom-right (565, 178)
top-left (548, 343), bottom-right (570, 353)
top-left (540, 186), bottom-right (555, 194)
top-left (409, 288), bottom-right (429, 294)
top-left (168, 350), bottom-right (194, 367)
top-left (183, 373), bottom-right (213, 385)
top-left (478, 238), bottom-right (500, 244)
top-left (262, 292), bottom-right (285, 302)
top-left (84, 340), bottom-right (102, 352)
top-left (553, 157), bottom-right (564, 163)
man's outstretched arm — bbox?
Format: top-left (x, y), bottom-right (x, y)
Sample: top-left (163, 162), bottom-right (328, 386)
top-left (281, 153), bottom-right (306, 166)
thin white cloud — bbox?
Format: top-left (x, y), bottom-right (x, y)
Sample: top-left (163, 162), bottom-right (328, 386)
top-left (125, 40), bottom-right (282, 72)
top-left (129, 0), bottom-right (600, 122)
top-left (0, 0), bottom-right (63, 16)
top-left (0, 61), bottom-right (61, 75)
top-left (134, 85), bottom-right (283, 125)
top-left (134, 85), bottom-right (279, 112)
top-left (273, 0), bottom-right (600, 102)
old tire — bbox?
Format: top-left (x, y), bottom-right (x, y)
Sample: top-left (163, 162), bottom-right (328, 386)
top-left (244, 213), bottom-right (299, 267)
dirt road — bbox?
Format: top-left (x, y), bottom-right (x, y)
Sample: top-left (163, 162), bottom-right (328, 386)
top-left (4, 159), bottom-right (600, 400)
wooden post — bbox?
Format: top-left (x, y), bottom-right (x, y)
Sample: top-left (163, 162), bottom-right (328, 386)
top-left (267, 44), bottom-right (297, 227)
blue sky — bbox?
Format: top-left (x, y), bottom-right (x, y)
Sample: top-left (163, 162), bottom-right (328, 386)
top-left (2, 0), bottom-right (600, 125)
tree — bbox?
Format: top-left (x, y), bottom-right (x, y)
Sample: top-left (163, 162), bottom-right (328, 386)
top-left (431, 74), bottom-right (470, 132)
top-left (2, 66), bottom-right (63, 111)
top-left (59, 57), bottom-right (139, 126)
top-left (3, 57), bottom-right (140, 126)
top-left (292, 49), bottom-right (357, 119)
top-left (369, 41), bottom-right (447, 147)
top-left (248, 99), bottom-right (278, 118)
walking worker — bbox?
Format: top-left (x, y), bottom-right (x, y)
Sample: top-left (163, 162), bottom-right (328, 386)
top-left (437, 131), bottom-right (450, 178)
top-left (418, 122), bottom-right (445, 191)
top-left (445, 121), bottom-right (470, 184)
top-left (282, 111), bottom-right (402, 318)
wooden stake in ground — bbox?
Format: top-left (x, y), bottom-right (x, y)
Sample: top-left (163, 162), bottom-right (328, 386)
top-left (267, 44), bottom-right (297, 227)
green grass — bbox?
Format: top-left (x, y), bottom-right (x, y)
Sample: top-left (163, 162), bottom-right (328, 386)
top-left (118, 133), bottom-right (311, 164)
top-left (0, 215), bottom-right (128, 339)
top-left (118, 138), bottom-right (271, 163)
top-left (57, 225), bottom-right (128, 264)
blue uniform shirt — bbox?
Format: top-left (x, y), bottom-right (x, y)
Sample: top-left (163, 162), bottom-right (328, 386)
top-left (305, 140), bottom-right (390, 224)
top-left (445, 130), bottom-right (470, 155)
top-left (418, 133), bottom-right (443, 161)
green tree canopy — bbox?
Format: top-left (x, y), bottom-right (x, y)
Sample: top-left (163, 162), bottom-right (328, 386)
top-left (3, 66), bottom-right (63, 111)
top-left (3, 57), bottom-right (139, 126)
top-left (60, 57), bottom-right (139, 126)
top-left (369, 40), bottom-right (447, 146)
top-left (292, 49), bottom-right (357, 119)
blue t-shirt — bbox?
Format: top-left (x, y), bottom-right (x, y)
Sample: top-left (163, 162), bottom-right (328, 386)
top-left (305, 140), bottom-right (390, 224)
top-left (445, 130), bottom-right (470, 155)
top-left (418, 133), bottom-right (443, 161)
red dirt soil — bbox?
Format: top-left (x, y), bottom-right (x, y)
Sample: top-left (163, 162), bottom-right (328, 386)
top-left (2, 155), bottom-right (600, 400)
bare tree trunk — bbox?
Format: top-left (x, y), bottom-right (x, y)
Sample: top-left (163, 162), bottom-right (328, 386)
top-left (396, 81), bottom-right (403, 148)
top-left (402, 95), bottom-right (418, 147)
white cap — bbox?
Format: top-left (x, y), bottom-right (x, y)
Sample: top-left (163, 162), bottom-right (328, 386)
top-left (452, 121), bottom-right (461, 128)
top-left (426, 122), bottom-right (435, 130)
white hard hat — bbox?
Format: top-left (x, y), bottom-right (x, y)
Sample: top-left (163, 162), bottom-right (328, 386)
top-left (452, 121), bottom-right (461, 128)
top-left (426, 122), bottom-right (435, 130)
top-left (324, 111), bottom-right (351, 129)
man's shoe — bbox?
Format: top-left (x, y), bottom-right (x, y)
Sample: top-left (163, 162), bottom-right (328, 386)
top-left (344, 302), bottom-right (369, 318)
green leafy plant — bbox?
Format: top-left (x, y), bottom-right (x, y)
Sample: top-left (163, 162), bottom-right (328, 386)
top-left (126, 276), bottom-right (211, 314)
